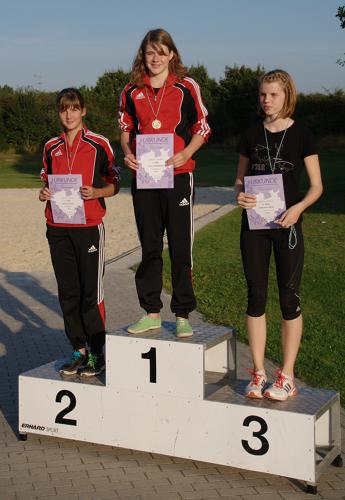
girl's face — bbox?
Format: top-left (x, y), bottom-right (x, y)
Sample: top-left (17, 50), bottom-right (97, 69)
top-left (144, 43), bottom-right (174, 79)
top-left (59, 105), bottom-right (86, 134)
top-left (260, 81), bottom-right (286, 119)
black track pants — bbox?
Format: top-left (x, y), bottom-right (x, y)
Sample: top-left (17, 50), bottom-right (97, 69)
top-left (46, 224), bottom-right (106, 352)
top-left (131, 173), bottom-right (196, 318)
top-left (240, 222), bottom-right (304, 320)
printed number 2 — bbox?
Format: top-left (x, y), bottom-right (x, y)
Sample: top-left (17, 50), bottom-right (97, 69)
top-left (141, 347), bottom-right (157, 383)
top-left (55, 390), bottom-right (77, 426)
top-left (241, 415), bottom-right (269, 455)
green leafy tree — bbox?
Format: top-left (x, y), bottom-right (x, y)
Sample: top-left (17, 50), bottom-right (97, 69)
top-left (0, 86), bottom-right (15, 150)
top-left (2, 89), bottom-right (57, 153)
top-left (85, 69), bottom-right (130, 140)
top-left (216, 64), bottom-right (265, 142)
top-left (296, 90), bottom-right (345, 140)
top-left (336, 5), bottom-right (345, 66)
top-left (188, 64), bottom-right (219, 137)
top-left (336, 5), bottom-right (345, 27)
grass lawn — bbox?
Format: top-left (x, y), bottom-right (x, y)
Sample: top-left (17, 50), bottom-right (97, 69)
top-left (0, 144), bottom-right (238, 189)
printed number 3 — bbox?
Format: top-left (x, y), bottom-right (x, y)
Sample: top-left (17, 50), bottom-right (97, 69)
top-left (55, 390), bottom-right (77, 426)
top-left (242, 415), bottom-right (269, 455)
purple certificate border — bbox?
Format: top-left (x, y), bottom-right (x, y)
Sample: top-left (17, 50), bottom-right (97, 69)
top-left (136, 134), bottom-right (174, 189)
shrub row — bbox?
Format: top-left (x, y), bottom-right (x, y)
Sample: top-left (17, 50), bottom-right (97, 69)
top-left (0, 65), bottom-right (344, 153)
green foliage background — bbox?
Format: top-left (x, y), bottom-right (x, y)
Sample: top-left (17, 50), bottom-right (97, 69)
top-left (1, 65), bottom-right (345, 153)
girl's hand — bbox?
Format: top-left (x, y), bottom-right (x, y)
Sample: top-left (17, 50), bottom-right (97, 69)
top-left (39, 186), bottom-right (51, 201)
top-left (166, 149), bottom-right (191, 169)
top-left (124, 153), bottom-right (139, 170)
top-left (80, 186), bottom-right (96, 200)
top-left (275, 203), bottom-right (303, 228)
top-left (236, 191), bottom-right (256, 208)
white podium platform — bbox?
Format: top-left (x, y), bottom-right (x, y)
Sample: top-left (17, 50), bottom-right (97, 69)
top-left (19, 322), bottom-right (341, 494)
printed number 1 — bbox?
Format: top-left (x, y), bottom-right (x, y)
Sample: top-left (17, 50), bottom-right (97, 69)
top-left (141, 347), bottom-right (157, 383)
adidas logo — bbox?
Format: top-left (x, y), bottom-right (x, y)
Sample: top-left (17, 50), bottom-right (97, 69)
top-left (179, 198), bottom-right (189, 207)
top-left (135, 92), bottom-right (145, 100)
top-left (55, 149), bottom-right (63, 156)
top-left (88, 245), bottom-right (98, 253)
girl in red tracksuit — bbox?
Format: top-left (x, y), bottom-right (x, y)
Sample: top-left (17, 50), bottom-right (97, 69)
top-left (119, 28), bottom-right (211, 338)
top-left (39, 88), bottom-right (119, 377)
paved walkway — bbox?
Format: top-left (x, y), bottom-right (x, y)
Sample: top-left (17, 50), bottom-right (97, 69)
top-left (1, 201), bottom-right (344, 500)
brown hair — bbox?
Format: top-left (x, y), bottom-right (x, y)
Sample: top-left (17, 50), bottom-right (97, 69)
top-left (56, 88), bottom-right (85, 112)
top-left (131, 28), bottom-right (187, 86)
top-left (259, 69), bottom-right (297, 118)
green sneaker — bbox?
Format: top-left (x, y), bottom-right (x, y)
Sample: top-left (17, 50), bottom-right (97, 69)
top-left (127, 315), bottom-right (161, 334)
top-left (176, 318), bottom-right (193, 338)
top-left (79, 353), bottom-right (105, 377)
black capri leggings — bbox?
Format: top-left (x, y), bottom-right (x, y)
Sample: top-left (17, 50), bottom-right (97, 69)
top-left (240, 222), bottom-right (304, 320)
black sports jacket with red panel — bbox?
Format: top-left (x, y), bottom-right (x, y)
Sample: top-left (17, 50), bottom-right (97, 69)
top-left (41, 127), bottom-right (119, 227)
top-left (118, 73), bottom-right (211, 174)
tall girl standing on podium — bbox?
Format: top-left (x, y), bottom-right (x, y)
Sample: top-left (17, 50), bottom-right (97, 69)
top-left (235, 70), bottom-right (323, 401)
top-left (119, 28), bottom-right (210, 338)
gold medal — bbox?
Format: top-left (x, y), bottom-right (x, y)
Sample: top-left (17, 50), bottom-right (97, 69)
top-left (152, 119), bottom-right (162, 129)
top-left (145, 82), bottom-right (166, 131)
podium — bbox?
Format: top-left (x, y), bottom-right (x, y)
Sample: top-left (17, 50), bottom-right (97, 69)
top-left (19, 322), bottom-right (341, 494)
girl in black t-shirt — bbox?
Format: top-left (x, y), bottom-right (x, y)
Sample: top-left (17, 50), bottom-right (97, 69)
top-left (235, 69), bottom-right (323, 401)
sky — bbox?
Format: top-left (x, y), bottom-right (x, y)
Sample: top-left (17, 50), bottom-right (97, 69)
top-left (0, 0), bottom-right (344, 94)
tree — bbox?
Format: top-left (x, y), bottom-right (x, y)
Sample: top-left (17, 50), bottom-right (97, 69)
top-left (188, 64), bottom-right (219, 137)
top-left (215, 64), bottom-right (265, 142)
top-left (2, 89), bottom-right (57, 153)
top-left (86, 69), bottom-right (130, 140)
top-left (336, 5), bottom-right (345, 27)
top-left (336, 5), bottom-right (345, 66)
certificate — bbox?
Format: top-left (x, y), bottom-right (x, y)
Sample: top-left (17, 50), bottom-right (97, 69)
top-left (244, 174), bottom-right (286, 230)
top-left (136, 134), bottom-right (174, 189)
top-left (48, 174), bottom-right (86, 225)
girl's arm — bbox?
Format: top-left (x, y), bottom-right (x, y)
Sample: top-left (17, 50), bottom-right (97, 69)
top-left (167, 78), bottom-right (210, 169)
top-left (166, 134), bottom-right (205, 168)
top-left (39, 147), bottom-right (51, 201)
top-left (81, 141), bottom-right (120, 199)
top-left (276, 154), bottom-right (323, 227)
top-left (80, 183), bottom-right (116, 200)
top-left (234, 155), bottom-right (256, 208)
top-left (121, 131), bottom-right (138, 170)
top-left (39, 184), bottom-right (51, 201)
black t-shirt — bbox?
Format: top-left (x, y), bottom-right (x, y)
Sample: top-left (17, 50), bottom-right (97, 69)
top-left (237, 121), bottom-right (317, 209)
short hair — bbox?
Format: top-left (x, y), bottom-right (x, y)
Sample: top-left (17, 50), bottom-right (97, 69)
top-left (131, 28), bottom-right (187, 87)
top-left (56, 88), bottom-right (85, 112)
top-left (259, 69), bottom-right (297, 118)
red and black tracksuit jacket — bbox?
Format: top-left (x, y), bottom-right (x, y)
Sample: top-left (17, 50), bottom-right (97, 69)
top-left (118, 73), bottom-right (211, 173)
top-left (41, 127), bottom-right (119, 227)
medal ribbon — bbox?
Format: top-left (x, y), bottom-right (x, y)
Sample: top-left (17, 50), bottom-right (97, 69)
top-left (145, 81), bottom-right (167, 129)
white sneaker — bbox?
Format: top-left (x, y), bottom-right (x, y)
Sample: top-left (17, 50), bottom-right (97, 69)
top-left (245, 370), bottom-right (267, 399)
top-left (264, 371), bottom-right (297, 401)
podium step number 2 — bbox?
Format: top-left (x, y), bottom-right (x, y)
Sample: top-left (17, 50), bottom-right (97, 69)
top-left (19, 322), bottom-right (341, 494)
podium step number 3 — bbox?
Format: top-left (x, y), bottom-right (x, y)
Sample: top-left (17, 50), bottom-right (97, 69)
top-left (19, 322), bottom-right (342, 494)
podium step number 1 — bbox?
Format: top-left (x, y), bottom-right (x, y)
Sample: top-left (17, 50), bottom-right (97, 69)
top-left (19, 322), bottom-right (342, 494)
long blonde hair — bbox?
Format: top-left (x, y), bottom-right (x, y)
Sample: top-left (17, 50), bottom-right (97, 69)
top-left (131, 28), bottom-right (187, 87)
top-left (259, 69), bottom-right (297, 118)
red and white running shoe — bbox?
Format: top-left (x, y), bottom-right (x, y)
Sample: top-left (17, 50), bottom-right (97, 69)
top-left (264, 371), bottom-right (298, 401)
top-left (245, 370), bottom-right (267, 399)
